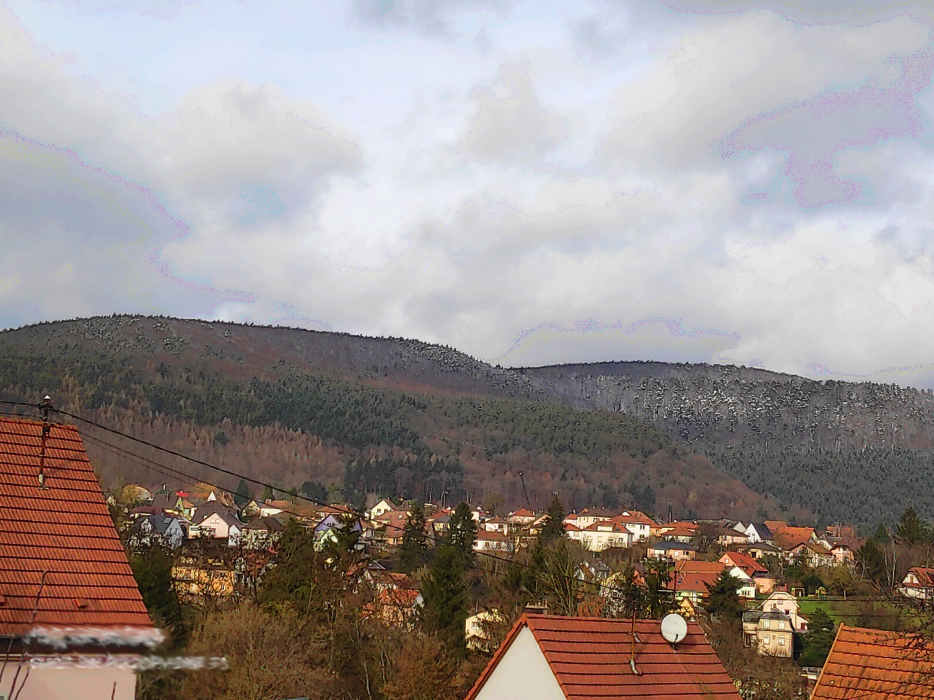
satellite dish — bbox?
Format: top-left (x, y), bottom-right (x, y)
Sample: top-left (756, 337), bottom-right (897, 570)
top-left (660, 613), bottom-right (688, 645)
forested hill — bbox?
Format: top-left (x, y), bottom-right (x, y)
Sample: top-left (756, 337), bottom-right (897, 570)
top-left (522, 361), bottom-right (934, 529)
top-left (0, 316), bottom-right (773, 522)
top-left (4, 315), bottom-right (931, 528)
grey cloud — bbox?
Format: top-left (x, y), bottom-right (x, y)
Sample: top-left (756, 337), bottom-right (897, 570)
top-left (455, 63), bottom-right (569, 165)
top-left (351, 0), bottom-right (516, 37)
top-left (163, 83), bottom-right (363, 228)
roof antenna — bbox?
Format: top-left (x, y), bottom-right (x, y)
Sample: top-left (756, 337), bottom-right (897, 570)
top-left (629, 607), bottom-right (641, 675)
top-left (38, 397), bottom-right (52, 489)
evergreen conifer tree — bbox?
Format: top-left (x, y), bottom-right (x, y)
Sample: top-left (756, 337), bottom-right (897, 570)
top-left (704, 570), bottom-right (743, 621)
top-left (422, 545), bottom-right (469, 657)
top-left (897, 507), bottom-right (925, 545)
top-left (398, 501), bottom-right (428, 573)
top-left (447, 502), bottom-right (477, 567)
top-left (234, 478), bottom-right (251, 509)
top-left (799, 608), bottom-right (835, 667)
top-left (539, 493), bottom-right (566, 546)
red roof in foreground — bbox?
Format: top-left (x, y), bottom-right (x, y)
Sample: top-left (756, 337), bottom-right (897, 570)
top-left (0, 418), bottom-right (153, 636)
top-left (811, 625), bottom-right (934, 700)
top-left (465, 614), bottom-right (741, 700)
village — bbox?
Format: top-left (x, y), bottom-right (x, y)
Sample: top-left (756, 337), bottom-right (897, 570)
top-left (118, 477), bottom-right (934, 667)
top-left (1, 413), bottom-right (933, 700)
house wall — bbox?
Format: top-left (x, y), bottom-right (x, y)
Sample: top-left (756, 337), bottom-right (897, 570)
top-left (756, 629), bottom-right (793, 657)
top-left (0, 663), bottom-right (137, 700)
top-left (473, 627), bottom-right (566, 700)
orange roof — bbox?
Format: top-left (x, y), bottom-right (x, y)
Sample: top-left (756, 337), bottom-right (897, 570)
top-left (611, 510), bottom-right (657, 526)
top-left (811, 625), bottom-right (934, 700)
top-left (772, 526), bottom-right (815, 549)
top-left (466, 614), bottom-right (741, 700)
top-left (719, 552), bottom-right (767, 576)
top-left (675, 560), bottom-right (725, 574)
top-left (0, 418), bottom-right (154, 636)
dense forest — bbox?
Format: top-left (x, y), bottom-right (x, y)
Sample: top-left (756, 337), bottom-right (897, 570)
top-left (0, 316), bottom-right (771, 520)
top-left (4, 315), bottom-right (934, 527)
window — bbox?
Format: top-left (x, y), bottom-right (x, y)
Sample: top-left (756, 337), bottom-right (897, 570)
top-left (763, 634), bottom-right (770, 643)
top-left (778, 637), bottom-right (785, 646)
top-left (778, 621), bottom-right (785, 630)
top-left (763, 620), bottom-right (770, 629)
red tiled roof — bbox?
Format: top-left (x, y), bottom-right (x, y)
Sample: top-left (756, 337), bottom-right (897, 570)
top-left (811, 625), bottom-right (934, 700)
top-left (903, 567), bottom-right (934, 588)
top-left (0, 418), bottom-right (153, 636)
top-left (465, 614), bottom-right (741, 700)
top-left (719, 552), bottom-right (767, 575)
top-left (611, 510), bottom-right (657, 526)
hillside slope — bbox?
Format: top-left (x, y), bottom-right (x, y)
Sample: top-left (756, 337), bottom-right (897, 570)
top-left (0, 316), bottom-right (774, 521)
top-left (523, 361), bottom-right (934, 528)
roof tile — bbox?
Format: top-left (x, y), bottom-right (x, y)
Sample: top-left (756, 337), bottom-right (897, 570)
top-left (466, 614), bottom-right (741, 700)
top-left (0, 418), bottom-right (153, 636)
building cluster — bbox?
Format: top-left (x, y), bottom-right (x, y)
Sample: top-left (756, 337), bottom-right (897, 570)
top-left (3, 412), bottom-right (933, 700)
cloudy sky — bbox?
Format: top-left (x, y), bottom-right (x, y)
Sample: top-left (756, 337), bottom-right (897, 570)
top-left (2, 1), bottom-right (934, 386)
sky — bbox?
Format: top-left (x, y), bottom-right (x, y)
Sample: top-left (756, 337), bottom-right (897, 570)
top-left (1, 1), bottom-right (934, 387)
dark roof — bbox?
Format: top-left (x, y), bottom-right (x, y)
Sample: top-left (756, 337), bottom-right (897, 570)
top-left (242, 516), bottom-right (286, 532)
top-left (811, 625), bottom-right (934, 700)
top-left (0, 418), bottom-right (155, 636)
top-left (466, 614), bottom-right (741, 700)
top-left (652, 541), bottom-right (698, 551)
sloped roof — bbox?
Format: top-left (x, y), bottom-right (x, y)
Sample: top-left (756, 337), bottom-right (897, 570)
top-left (720, 552), bottom-right (766, 575)
top-left (465, 614), bottom-right (741, 700)
top-left (811, 625), bottom-right (934, 700)
top-left (611, 510), bottom-right (657, 526)
top-left (903, 567), bottom-right (934, 588)
top-left (0, 418), bottom-right (154, 636)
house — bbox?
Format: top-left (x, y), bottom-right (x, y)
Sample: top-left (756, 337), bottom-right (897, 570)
top-left (466, 610), bottom-right (506, 652)
top-left (811, 625), bottom-right (934, 699)
top-left (172, 555), bottom-right (237, 603)
top-left (785, 541), bottom-right (835, 568)
top-left (668, 561), bottom-right (726, 607)
top-left (368, 498), bottom-right (404, 519)
top-left (654, 521), bottom-right (699, 543)
top-left (363, 587), bottom-right (423, 628)
top-left (481, 516), bottom-right (510, 535)
top-left (739, 541), bottom-right (781, 560)
top-left (759, 591), bottom-right (808, 631)
top-left (128, 513), bottom-right (188, 549)
top-left (575, 521), bottom-right (633, 552)
top-left (610, 510), bottom-right (656, 542)
top-left (899, 567), bottom-right (934, 599)
top-left (752, 572), bottom-right (776, 595)
top-left (719, 551), bottom-right (767, 577)
top-left (465, 614), bottom-right (742, 700)
top-left (744, 523), bottom-right (773, 544)
top-left (194, 510), bottom-right (244, 544)
top-left (742, 611), bottom-right (794, 657)
top-left (474, 529), bottom-right (514, 553)
top-left (370, 510), bottom-right (410, 547)
top-left (0, 417), bottom-right (160, 700)
top-left (647, 541), bottom-right (698, 561)
top-left (570, 508), bottom-right (616, 529)
top-left (506, 507), bottom-right (536, 526)
top-left (241, 516), bottom-right (286, 549)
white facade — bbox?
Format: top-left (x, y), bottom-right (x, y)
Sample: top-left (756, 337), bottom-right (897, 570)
top-left (577, 523), bottom-right (633, 552)
top-left (472, 627), bottom-right (566, 700)
top-left (0, 661), bottom-right (138, 700)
